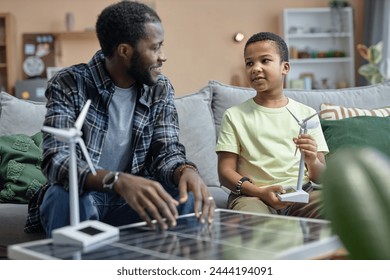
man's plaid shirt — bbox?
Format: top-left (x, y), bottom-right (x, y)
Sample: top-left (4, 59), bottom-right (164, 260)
top-left (25, 50), bottom-right (193, 233)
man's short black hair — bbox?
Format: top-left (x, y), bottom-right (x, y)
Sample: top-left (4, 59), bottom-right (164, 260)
top-left (96, 1), bottom-right (161, 58)
top-left (244, 32), bottom-right (289, 62)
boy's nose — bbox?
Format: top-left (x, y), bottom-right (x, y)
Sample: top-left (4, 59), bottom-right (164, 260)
top-left (252, 63), bottom-right (263, 72)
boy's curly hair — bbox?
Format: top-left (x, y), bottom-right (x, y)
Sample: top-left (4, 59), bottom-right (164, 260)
top-left (244, 32), bottom-right (289, 62)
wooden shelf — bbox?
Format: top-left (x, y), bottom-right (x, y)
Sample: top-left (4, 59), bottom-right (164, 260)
top-left (55, 30), bottom-right (96, 39)
top-left (287, 32), bottom-right (352, 39)
top-left (0, 13), bottom-right (16, 93)
top-left (282, 7), bottom-right (355, 89)
top-left (290, 57), bottom-right (352, 64)
top-left (21, 30), bottom-right (98, 80)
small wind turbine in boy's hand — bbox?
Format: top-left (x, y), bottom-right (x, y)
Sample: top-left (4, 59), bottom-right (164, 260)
top-left (277, 108), bottom-right (319, 203)
top-left (42, 100), bottom-right (119, 250)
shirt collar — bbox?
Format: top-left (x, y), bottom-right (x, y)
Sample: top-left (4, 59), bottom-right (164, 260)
top-left (88, 50), bottom-right (116, 96)
top-left (87, 50), bottom-right (166, 108)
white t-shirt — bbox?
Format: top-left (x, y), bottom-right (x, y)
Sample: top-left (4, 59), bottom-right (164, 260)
top-left (216, 98), bottom-right (328, 188)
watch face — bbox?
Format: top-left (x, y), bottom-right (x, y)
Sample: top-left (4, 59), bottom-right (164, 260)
top-left (103, 172), bottom-right (119, 190)
top-left (105, 173), bottom-right (115, 185)
top-left (23, 56), bottom-right (45, 77)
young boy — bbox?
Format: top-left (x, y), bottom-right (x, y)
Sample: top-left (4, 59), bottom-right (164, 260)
top-left (216, 32), bottom-right (328, 219)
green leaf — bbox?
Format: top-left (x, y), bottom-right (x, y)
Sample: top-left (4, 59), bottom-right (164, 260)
top-left (358, 64), bottom-right (379, 76)
top-left (369, 46), bottom-right (382, 64)
top-left (322, 147), bottom-right (390, 259)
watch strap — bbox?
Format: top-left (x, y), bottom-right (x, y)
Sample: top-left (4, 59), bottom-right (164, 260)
top-left (102, 171), bottom-right (120, 191)
top-left (233, 177), bottom-right (252, 196)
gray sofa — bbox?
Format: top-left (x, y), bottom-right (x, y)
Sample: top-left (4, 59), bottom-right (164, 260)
top-left (1, 79), bottom-right (390, 258)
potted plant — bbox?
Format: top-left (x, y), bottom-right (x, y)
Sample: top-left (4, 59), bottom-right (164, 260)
top-left (321, 147), bottom-right (390, 259)
top-left (357, 41), bottom-right (386, 84)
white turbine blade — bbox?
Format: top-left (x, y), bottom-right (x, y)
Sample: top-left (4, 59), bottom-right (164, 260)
top-left (306, 119), bottom-right (319, 129)
top-left (294, 127), bottom-right (303, 156)
top-left (42, 126), bottom-right (74, 141)
top-left (303, 111), bottom-right (319, 123)
top-left (286, 107), bottom-right (301, 125)
top-left (75, 100), bottom-right (91, 131)
top-left (76, 137), bottom-right (97, 175)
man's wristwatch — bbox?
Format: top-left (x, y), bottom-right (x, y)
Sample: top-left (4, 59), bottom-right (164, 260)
top-left (102, 171), bottom-right (120, 191)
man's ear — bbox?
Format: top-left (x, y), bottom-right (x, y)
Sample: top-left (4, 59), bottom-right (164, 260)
top-left (117, 43), bottom-right (133, 60)
top-left (282, 61), bottom-right (290, 75)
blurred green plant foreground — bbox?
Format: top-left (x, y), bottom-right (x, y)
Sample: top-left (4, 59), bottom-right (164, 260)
top-left (321, 147), bottom-right (390, 259)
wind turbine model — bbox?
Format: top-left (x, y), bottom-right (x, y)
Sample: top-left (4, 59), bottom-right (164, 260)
top-left (277, 108), bottom-right (319, 203)
top-left (42, 100), bottom-right (119, 250)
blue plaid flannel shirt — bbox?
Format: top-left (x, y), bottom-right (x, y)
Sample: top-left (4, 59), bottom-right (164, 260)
top-left (25, 50), bottom-right (194, 233)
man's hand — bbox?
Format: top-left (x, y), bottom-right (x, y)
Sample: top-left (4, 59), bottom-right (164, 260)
top-left (114, 173), bottom-right (179, 230)
top-left (176, 167), bottom-right (215, 224)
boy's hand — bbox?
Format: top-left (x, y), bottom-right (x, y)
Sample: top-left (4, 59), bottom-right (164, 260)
top-left (257, 185), bottom-right (292, 210)
top-left (293, 134), bottom-right (318, 164)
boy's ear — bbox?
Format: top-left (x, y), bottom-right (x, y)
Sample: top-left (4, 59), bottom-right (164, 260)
top-left (282, 61), bottom-right (290, 75)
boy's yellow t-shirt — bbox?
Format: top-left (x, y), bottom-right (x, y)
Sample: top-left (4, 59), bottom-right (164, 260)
top-left (216, 98), bottom-right (329, 188)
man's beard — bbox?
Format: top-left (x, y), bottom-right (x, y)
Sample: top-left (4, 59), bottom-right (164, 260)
top-left (126, 52), bottom-right (156, 86)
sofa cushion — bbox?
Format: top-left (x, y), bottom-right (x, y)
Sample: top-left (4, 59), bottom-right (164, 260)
top-left (0, 91), bottom-right (47, 136)
top-left (321, 116), bottom-right (390, 160)
top-left (0, 132), bottom-right (47, 203)
top-left (209, 80), bottom-right (390, 130)
top-left (319, 103), bottom-right (390, 120)
top-left (284, 80), bottom-right (390, 111)
top-left (175, 88), bottom-right (220, 186)
top-left (0, 203), bottom-right (45, 258)
top-left (209, 80), bottom-right (256, 136)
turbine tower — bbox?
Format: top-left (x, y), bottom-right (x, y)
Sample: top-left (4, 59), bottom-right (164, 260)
top-left (277, 108), bottom-right (319, 203)
top-left (286, 108), bottom-right (319, 191)
top-left (42, 100), bottom-right (119, 249)
top-left (42, 99), bottom-right (96, 226)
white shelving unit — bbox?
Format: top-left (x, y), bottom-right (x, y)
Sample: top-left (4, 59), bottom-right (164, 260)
top-left (282, 7), bottom-right (355, 89)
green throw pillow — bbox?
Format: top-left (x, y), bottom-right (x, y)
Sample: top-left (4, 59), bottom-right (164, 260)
top-left (0, 132), bottom-right (47, 203)
top-left (321, 116), bottom-right (390, 160)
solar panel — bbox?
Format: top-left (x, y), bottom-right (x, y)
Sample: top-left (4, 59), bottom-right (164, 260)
top-left (8, 209), bottom-right (341, 260)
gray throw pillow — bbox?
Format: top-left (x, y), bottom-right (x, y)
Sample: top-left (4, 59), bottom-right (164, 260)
top-left (174, 87), bottom-right (219, 186)
top-left (209, 80), bottom-right (255, 136)
top-left (0, 91), bottom-right (47, 136)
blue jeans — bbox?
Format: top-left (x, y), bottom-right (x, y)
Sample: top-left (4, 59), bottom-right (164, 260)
top-left (39, 184), bottom-right (195, 237)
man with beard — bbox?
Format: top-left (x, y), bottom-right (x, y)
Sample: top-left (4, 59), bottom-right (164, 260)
top-left (25, 1), bottom-right (215, 238)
